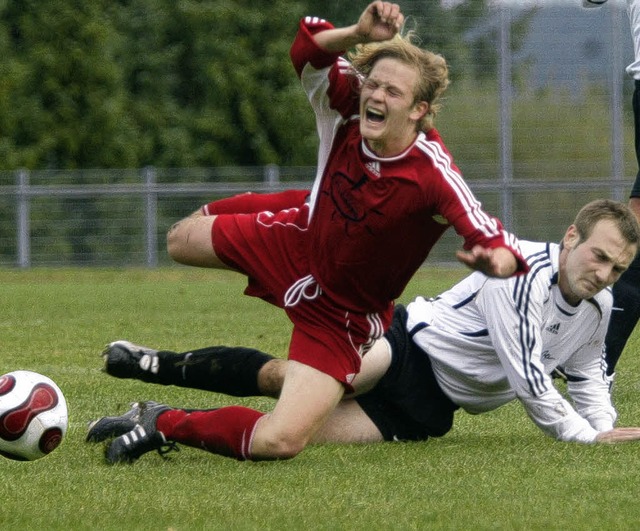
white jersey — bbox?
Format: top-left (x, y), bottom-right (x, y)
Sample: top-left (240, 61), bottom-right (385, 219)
top-left (407, 240), bottom-right (615, 443)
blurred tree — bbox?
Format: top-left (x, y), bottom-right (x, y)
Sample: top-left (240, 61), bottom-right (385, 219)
top-left (150, 0), bottom-right (315, 166)
top-left (0, 0), bottom-right (509, 171)
top-left (0, 0), bottom-right (138, 170)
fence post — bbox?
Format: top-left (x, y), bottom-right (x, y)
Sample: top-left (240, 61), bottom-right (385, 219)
top-left (16, 168), bottom-right (30, 269)
top-left (498, 6), bottom-right (514, 231)
top-left (610, 2), bottom-right (625, 201)
top-left (143, 166), bottom-right (158, 267)
top-left (264, 164), bottom-right (280, 187)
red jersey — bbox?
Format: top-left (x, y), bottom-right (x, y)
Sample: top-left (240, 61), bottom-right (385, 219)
top-left (289, 17), bottom-right (527, 313)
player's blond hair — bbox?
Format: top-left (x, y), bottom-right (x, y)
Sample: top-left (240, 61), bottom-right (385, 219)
top-left (348, 32), bottom-right (449, 132)
top-left (574, 199), bottom-right (640, 247)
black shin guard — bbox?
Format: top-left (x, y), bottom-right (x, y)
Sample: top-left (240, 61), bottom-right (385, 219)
top-left (154, 346), bottom-right (275, 396)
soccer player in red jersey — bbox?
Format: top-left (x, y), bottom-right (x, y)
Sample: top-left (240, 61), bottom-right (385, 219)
top-left (89, 2), bottom-right (529, 464)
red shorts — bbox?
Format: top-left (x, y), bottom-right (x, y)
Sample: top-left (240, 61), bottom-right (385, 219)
top-left (212, 205), bottom-right (392, 390)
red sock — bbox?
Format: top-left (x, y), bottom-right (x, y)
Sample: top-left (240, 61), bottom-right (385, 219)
top-left (156, 406), bottom-right (265, 460)
top-left (201, 190), bottom-right (308, 215)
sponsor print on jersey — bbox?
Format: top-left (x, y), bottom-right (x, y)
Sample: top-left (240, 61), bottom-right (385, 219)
top-left (541, 350), bottom-right (555, 361)
top-left (324, 170), bottom-right (384, 236)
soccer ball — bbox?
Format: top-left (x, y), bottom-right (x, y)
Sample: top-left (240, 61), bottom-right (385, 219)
top-left (0, 370), bottom-right (68, 461)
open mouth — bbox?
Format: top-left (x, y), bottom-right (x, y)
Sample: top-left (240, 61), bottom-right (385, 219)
top-left (365, 107), bottom-right (385, 124)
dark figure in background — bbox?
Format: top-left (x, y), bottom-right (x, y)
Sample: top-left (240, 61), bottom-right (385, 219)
top-left (604, 0), bottom-right (640, 378)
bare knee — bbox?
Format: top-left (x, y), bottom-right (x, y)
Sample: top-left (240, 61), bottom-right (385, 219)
top-left (252, 419), bottom-right (311, 460)
top-left (258, 432), bottom-right (308, 460)
top-left (165, 214), bottom-right (221, 267)
top-left (258, 359), bottom-right (287, 398)
top-left (250, 362), bottom-right (343, 460)
top-left (166, 218), bottom-right (193, 263)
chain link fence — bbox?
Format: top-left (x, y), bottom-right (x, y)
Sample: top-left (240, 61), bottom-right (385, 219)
top-left (0, 167), bottom-right (633, 268)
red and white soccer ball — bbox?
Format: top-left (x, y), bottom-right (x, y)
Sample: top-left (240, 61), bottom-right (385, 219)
top-left (0, 370), bottom-right (68, 461)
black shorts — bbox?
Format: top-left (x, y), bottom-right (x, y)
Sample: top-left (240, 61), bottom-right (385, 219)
top-left (355, 304), bottom-right (459, 442)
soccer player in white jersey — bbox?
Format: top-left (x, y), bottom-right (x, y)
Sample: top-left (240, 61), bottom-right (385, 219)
top-left (90, 199), bottom-right (640, 452)
top-left (86, 3), bottom-right (529, 465)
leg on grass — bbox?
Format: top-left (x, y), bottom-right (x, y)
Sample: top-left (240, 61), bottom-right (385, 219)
top-left (249, 360), bottom-right (345, 459)
top-left (104, 341), bottom-right (280, 397)
top-left (311, 399), bottom-right (384, 444)
top-left (156, 360), bottom-right (345, 460)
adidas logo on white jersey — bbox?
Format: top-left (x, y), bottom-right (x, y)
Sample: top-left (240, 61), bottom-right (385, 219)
top-left (545, 322), bottom-right (560, 334)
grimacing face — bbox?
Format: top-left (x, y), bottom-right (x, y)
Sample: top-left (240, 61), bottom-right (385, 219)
top-left (359, 57), bottom-right (428, 157)
top-left (559, 218), bottom-right (637, 305)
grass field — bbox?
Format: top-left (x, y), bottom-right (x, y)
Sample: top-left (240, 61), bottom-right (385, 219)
top-left (1, 266), bottom-right (640, 530)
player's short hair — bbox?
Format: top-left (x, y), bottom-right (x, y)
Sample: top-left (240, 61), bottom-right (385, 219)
top-left (573, 199), bottom-right (640, 247)
top-left (348, 32), bottom-right (449, 132)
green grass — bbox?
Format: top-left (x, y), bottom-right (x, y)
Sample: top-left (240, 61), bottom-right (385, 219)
top-left (0, 267), bottom-right (639, 530)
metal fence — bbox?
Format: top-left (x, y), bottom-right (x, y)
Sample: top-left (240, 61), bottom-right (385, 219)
top-left (0, 167), bottom-right (633, 268)
top-left (0, 166), bottom-right (315, 268)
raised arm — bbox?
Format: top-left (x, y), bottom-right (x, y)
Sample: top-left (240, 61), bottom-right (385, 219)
top-left (312, 1), bottom-right (404, 52)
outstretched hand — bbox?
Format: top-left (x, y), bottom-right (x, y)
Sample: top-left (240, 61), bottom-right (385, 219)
top-left (595, 427), bottom-right (640, 443)
top-left (355, 2), bottom-right (404, 43)
top-left (456, 245), bottom-right (518, 278)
